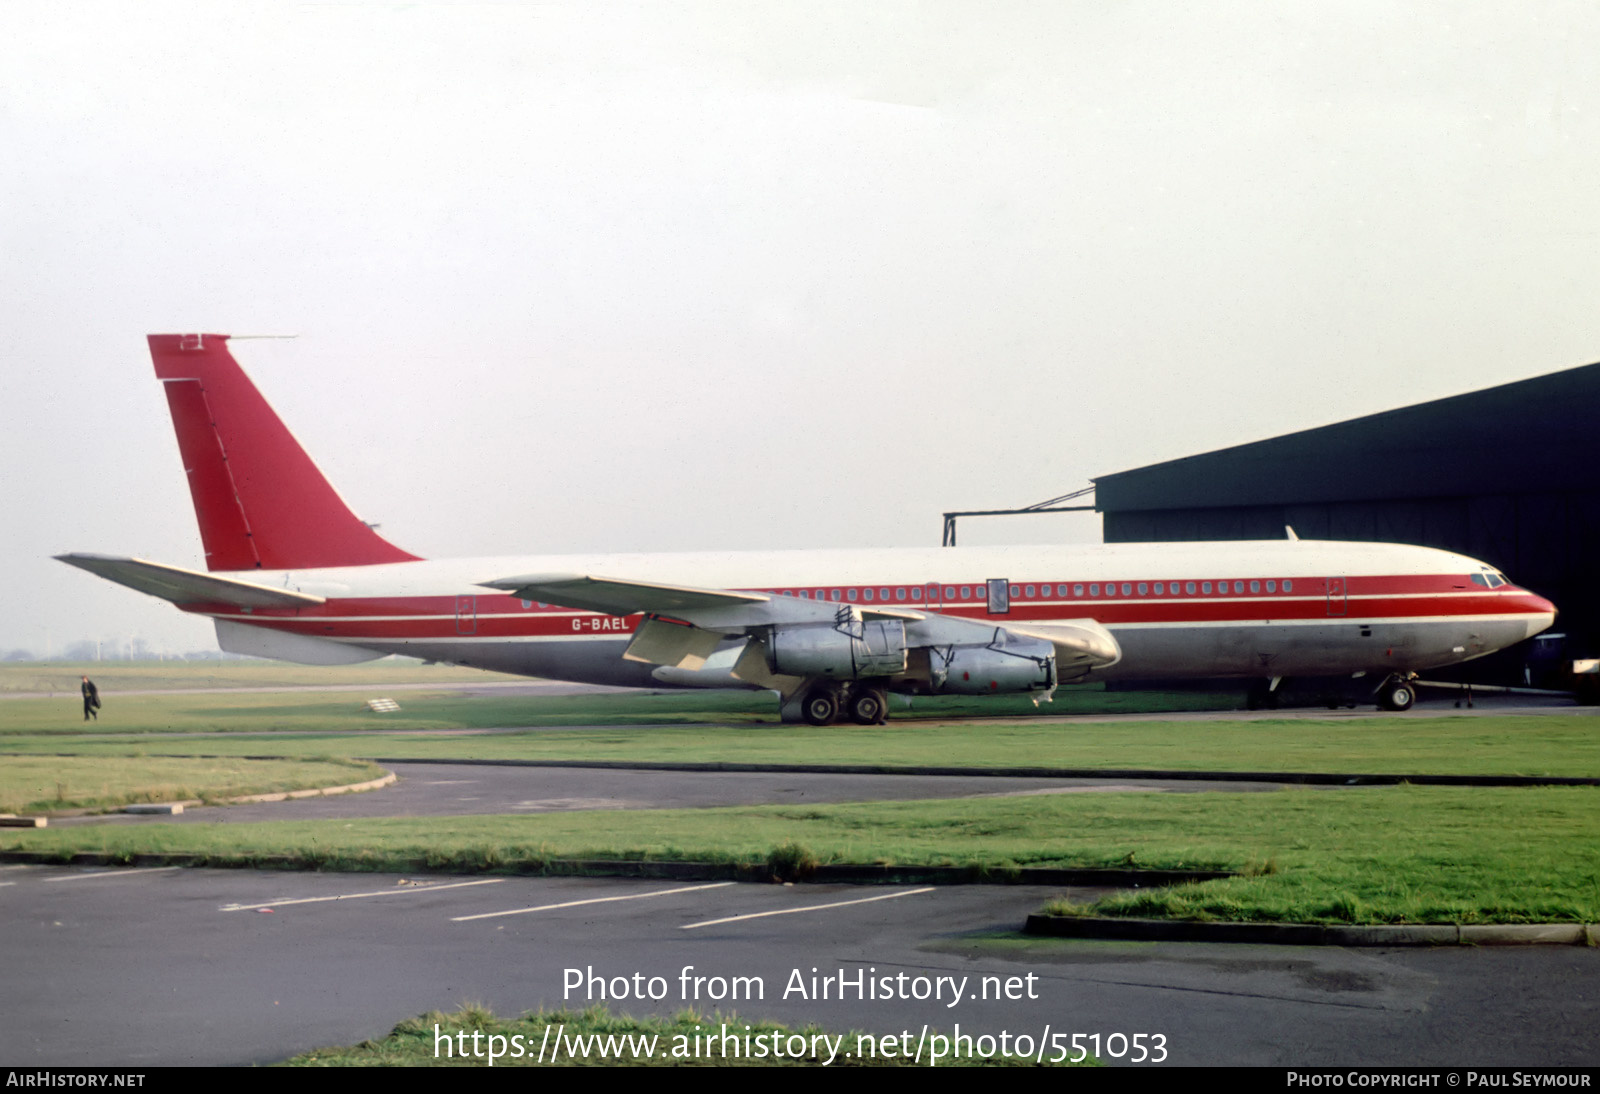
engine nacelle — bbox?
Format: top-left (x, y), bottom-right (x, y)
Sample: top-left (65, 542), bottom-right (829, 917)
top-left (929, 635), bottom-right (1056, 694)
top-left (766, 620), bottom-right (908, 679)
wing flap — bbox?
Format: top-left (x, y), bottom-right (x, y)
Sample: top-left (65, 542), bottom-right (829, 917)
top-left (55, 554), bottom-right (325, 609)
top-left (623, 615), bottom-right (726, 669)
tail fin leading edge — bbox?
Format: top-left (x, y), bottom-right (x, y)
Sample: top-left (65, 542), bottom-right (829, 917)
top-left (149, 333), bottom-right (419, 572)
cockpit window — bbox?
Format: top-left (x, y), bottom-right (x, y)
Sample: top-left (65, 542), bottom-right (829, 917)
top-left (1470, 573), bottom-right (1490, 587)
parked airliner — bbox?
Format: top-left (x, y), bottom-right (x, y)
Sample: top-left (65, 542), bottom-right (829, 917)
top-left (58, 334), bottom-right (1556, 723)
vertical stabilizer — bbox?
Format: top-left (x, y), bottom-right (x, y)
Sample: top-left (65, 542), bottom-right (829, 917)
top-left (148, 333), bottom-right (420, 571)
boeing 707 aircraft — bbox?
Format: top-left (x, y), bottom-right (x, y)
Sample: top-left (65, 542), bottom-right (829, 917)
top-left (57, 334), bottom-right (1557, 723)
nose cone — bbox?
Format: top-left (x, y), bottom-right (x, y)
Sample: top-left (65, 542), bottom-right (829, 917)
top-left (1522, 592), bottom-right (1557, 640)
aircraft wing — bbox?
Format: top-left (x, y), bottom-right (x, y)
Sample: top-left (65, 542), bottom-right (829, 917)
top-left (480, 573), bottom-right (768, 615)
top-left (478, 571), bottom-right (1119, 683)
top-left (55, 554), bottom-right (326, 610)
top-left (479, 572), bottom-right (922, 624)
top-left (479, 571), bottom-right (938, 687)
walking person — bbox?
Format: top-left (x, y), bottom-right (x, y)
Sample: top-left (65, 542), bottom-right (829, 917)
top-left (81, 675), bottom-right (100, 721)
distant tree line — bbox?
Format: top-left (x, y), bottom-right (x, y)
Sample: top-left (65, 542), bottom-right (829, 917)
top-left (1, 643), bottom-right (246, 663)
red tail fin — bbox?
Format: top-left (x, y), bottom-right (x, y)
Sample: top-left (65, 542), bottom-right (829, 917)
top-left (149, 333), bottom-right (420, 571)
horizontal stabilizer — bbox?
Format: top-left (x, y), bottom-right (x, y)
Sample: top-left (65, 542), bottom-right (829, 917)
top-left (479, 573), bottom-right (769, 615)
top-left (55, 554), bottom-right (325, 609)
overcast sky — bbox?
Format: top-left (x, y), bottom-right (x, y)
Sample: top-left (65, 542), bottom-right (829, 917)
top-left (4, 1), bottom-right (1599, 656)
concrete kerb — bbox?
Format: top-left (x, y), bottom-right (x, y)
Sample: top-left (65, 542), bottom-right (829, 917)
top-left (217, 770), bottom-right (396, 805)
top-left (10, 769), bottom-right (398, 820)
top-left (1024, 914), bottom-right (1600, 947)
top-left (368, 757), bottom-right (1600, 787)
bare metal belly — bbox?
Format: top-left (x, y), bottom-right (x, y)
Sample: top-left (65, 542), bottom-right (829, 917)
top-left (1096, 617), bottom-right (1540, 680)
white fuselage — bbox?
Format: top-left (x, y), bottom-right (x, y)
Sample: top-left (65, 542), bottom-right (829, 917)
top-left (201, 539), bottom-right (1556, 687)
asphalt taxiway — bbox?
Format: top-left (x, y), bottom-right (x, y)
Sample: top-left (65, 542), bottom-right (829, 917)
top-left (4, 863), bottom-right (1596, 1067)
top-left (50, 761), bottom-right (1291, 828)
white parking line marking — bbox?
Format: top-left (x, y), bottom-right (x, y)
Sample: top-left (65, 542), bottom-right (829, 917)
top-left (222, 878), bottom-right (506, 911)
top-left (44, 867), bottom-right (182, 883)
top-left (452, 881), bottom-right (736, 922)
top-left (681, 887), bottom-right (936, 930)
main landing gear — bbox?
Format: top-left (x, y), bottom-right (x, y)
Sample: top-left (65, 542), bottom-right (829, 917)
top-left (797, 682), bottom-right (890, 726)
top-left (1376, 674), bottom-right (1417, 712)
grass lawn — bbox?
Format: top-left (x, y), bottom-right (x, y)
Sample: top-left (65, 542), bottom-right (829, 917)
top-left (7, 784), bottom-right (1596, 925)
top-left (5, 663), bottom-right (1595, 928)
top-left (3, 693), bottom-right (1597, 779)
top-left (0, 756), bottom-right (384, 815)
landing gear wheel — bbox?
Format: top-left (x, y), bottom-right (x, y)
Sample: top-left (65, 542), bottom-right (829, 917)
top-left (801, 686), bottom-right (840, 726)
top-left (1377, 679), bottom-right (1416, 712)
top-left (848, 686), bottom-right (889, 725)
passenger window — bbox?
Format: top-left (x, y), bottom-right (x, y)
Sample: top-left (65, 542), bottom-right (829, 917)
top-left (1137, 583), bottom-right (1147, 595)
top-left (1266, 580), bottom-right (1276, 593)
top-left (1201, 582), bottom-right (1212, 594)
top-left (881, 587), bottom-right (891, 600)
top-left (895, 587), bottom-right (906, 601)
top-left (1089, 584), bottom-right (1100, 596)
top-left (799, 590), bottom-right (809, 599)
top-left (1283, 580), bottom-right (1293, 592)
top-left (1185, 582), bottom-right (1196, 594)
top-left (1233, 581), bottom-right (1243, 593)
top-left (863, 588), bottom-right (874, 601)
top-left (911, 588), bottom-right (922, 601)
top-left (1025, 585), bottom-right (1035, 597)
top-left (944, 586), bottom-right (956, 600)
top-left (1120, 583), bottom-right (1131, 596)
top-left (1073, 584), bottom-right (1084, 597)
top-left (831, 590), bottom-right (841, 601)
top-left (960, 586), bottom-right (971, 599)
top-left (1250, 581), bottom-right (1259, 593)
top-left (1154, 583), bottom-right (1164, 595)
top-left (848, 589), bottom-right (858, 601)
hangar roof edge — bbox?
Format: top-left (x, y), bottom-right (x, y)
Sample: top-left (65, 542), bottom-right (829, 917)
top-left (1094, 359), bottom-right (1600, 512)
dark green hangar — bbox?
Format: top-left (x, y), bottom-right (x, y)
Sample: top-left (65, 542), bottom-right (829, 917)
top-left (1093, 360), bottom-right (1600, 677)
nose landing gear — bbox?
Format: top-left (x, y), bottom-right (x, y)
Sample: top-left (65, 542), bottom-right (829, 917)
top-left (1376, 674), bottom-right (1417, 712)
